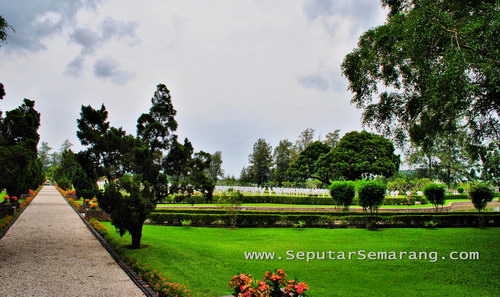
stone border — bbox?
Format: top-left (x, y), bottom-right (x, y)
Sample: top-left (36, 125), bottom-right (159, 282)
top-left (62, 194), bottom-right (157, 297)
top-left (0, 188), bottom-right (41, 241)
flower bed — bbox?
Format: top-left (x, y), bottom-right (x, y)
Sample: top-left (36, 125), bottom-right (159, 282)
top-left (0, 186), bottom-right (42, 235)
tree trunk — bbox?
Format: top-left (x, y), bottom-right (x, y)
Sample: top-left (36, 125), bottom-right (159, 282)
top-left (130, 222), bottom-right (144, 249)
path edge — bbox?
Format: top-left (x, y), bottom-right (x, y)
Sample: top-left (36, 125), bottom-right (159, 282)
top-left (62, 193), bottom-right (157, 297)
top-left (0, 187), bottom-right (42, 241)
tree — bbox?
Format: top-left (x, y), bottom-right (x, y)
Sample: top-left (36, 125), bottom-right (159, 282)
top-left (272, 139), bottom-right (295, 186)
top-left (342, 0), bottom-right (499, 157)
top-left (287, 141), bottom-right (331, 184)
top-left (0, 99), bottom-right (42, 197)
top-left (323, 130), bottom-right (341, 147)
top-left (0, 15), bottom-right (13, 46)
top-left (329, 181), bottom-right (355, 211)
top-left (0, 83), bottom-right (5, 100)
top-left (423, 183), bottom-right (446, 211)
top-left (316, 131), bottom-right (400, 181)
top-left (38, 142), bottom-right (52, 172)
top-left (247, 139), bottom-right (273, 187)
top-left (207, 151), bottom-right (224, 182)
top-left (78, 84), bottom-right (200, 249)
top-left (357, 180), bottom-right (387, 229)
top-left (295, 128), bottom-right (316, 153)
top-left (469, 183), bottom-right (494, 228)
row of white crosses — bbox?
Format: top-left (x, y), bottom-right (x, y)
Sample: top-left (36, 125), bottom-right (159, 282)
top-left (214, 186), bottom-right (330, 197)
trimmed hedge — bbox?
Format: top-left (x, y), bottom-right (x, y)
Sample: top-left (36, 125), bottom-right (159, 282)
top-left (148, 211), bottom-right (500, 228)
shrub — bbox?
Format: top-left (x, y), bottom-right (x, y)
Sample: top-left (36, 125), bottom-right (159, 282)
top-left (57, 177), bottom-right (72, 191)
top-left (87, 218), bottom-right (108, 236)
top-left (329, 181), bottom-right (356, 211)
top-left (423, 183), bottom-right (446, 211)
top-left (229, 269), bottom-right (309, 297)
top-left (357, 180), bottom-right (387, 213)
top-left (469, 183), bottom-right (494, 212)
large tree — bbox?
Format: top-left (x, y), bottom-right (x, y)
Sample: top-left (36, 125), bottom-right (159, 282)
top-left (287, 141), bottom-right (331, 184)
top-left (342, 0), bottom-right (499, 152)
top-left (78, 84), bottom-right (207, 248)
top-left (248, 138), bottom-right (273, 187)
top-left (317, 131), bottom-right (400, 181)
top-left (272, 139), bottom-right (295, 186)
top-left (0, 99), bottom-right (43, 196)
top-left (295, 128), bottom-right (316, 153)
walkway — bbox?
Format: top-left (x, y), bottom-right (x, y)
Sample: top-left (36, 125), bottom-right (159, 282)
top-left (0, 186), bottom-right (145, 297)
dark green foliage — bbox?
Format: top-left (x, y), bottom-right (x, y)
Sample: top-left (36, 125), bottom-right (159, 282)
top-left (0, 99), bottom-right (42, 197)
top-left (357, 180), bottom-right (387, 213)
top-left (287, 141), bottom-right (331, 184)
top-left (329, 181), bottom-right (356, 210)
top-left (0, 15), bottom-right (14, 46)
top-left (342, 0), bottom-right (499, 150)
top-left (77, 84), bottom-right (207, 248)
top-left (469, 183), bottom-right (494, 212)
top-left (148, 211), bottom-right (500, 228)
top-left (423, 183), bottom-right (446, 210)
top-left (73, 167), bottom-right (97, 199)
top-left (317, 131), bottom-right (400, 181)
top-left (98, 175), bottom-right (155, 248)
top-left (272, 139), bottom-right (295, 186)
top-left (247, 138), bottom-right (273, 186)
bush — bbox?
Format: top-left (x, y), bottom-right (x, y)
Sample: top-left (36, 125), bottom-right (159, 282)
top-left (423, 183), bottom-right (446, 210)
top-left (357, 180), bottom-right (387, 213)
top-left (57, 178), bottom-right (72, 191)
top-left (469, 183), bottom-right (494, 212)
top-left (329, 181), bottom-right (356, 210)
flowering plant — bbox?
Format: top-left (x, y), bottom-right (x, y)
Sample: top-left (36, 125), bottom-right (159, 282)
top-left (229, 270), bottom-right (309, 297)
top-left (133, 263), bottom-right (191, 297)
top-left (90, 203), bottom-right (99, 210)
top-left (84, 199), bottom-right (90, 204)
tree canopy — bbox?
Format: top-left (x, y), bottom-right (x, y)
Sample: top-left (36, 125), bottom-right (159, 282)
top-left (342, 0), bottom-right (499, 150)
top-left (0, 99), bottom-right (43, 196)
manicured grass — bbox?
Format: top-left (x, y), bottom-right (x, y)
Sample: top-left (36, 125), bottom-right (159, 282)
top-left (103, 224), bottom-right (500, 297)
top-left (0, 191), bottom-right (7, 203)
top-left (157, 199), bottom-right (472, 209)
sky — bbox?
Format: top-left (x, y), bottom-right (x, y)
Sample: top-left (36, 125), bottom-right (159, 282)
top-left (0, 0), bottom-right (388, 176)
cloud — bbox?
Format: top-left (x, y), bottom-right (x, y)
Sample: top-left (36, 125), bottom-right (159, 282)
top-left (1, 0), bottom-right (102, 52)
top-left (303, 0), bottom-right (380, 35)
top-left (297, 73), bottom-right (331, 92)
top-left (65, 55), bottom-right (86, 77)
top-left (93, 56), bottom-right (133, 85)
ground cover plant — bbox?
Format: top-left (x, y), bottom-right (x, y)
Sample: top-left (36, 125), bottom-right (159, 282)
top-left (103, 224), bottom-right (500, 297)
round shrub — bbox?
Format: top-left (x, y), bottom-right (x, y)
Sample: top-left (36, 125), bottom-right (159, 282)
top-left (457, 186), bottom-right (465, 194)
top-left (469, 183), bottom-right (494, 212)
top-left (357, 180), bottom-right (387, 212)
top-left (57, 177), bottom-right (72, 191)
top-left (329, 181), bottom-right (356, 210)
top-left (423, 183), bottom-right (446, 209)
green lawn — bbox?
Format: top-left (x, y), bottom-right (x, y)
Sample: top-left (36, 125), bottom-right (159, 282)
top-left (0, 191), bottom-right (7, 202)
top-left (103, 224), bottom-right (500, 297)
top-left (156, 199), bottom-right (472, 209)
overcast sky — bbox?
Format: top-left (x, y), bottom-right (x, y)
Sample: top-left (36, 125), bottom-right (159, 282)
top-left (0, 0), bottom-right (387, 176)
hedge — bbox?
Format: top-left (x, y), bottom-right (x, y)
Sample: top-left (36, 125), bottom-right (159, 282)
top-left (148, 212), bottom-right (500, 228)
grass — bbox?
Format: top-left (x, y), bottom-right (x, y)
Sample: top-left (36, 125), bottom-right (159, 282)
top-left (103, 224), bottom-right (500, 297)
top-left (157, 199), bottom-right (472, 209)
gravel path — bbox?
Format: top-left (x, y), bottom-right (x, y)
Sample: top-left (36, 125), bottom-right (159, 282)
top-left (0, 186), bottom-right (145, 297)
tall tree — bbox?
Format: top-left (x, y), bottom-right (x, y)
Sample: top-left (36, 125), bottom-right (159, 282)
top-left (342, 0), bottom-right (499, 152)
top-left (295, 128), bottom-right (316, 153)
top-left (323, 130), bottom-right (341, 147)
top-left (78, 84), bottom-right (203, 249)
top-left (207, 151), bottom-right (224, 182)
top-left (0, 15), bottom-right (13, 46)
top-left (248, 139), bottom-right (273, 187)
top-left (0, 99), bottom-right (42, 196)
top-left (317, 131), bottom-right (400, 181)
top-left (287, 141), bottom-right (332, 184)
top-left (272, 139), bottom-right (295, 186)
top-left (38, 141), bottom-right (53, 172)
